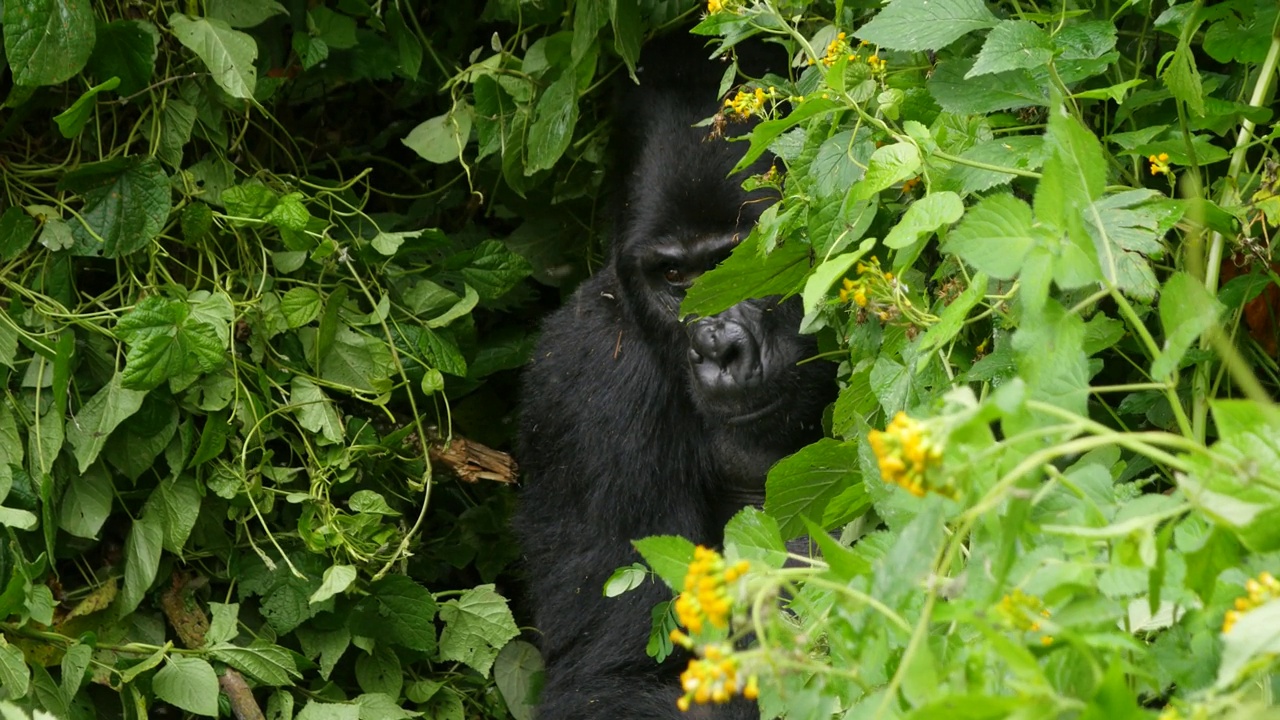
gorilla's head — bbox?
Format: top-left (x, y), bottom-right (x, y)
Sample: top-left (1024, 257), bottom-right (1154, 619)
top-left (609, 39), bottom-right (833, 461)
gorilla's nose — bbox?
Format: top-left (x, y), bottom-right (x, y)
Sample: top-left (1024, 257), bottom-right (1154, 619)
top-left (689, 319), bottom-right (760, 387)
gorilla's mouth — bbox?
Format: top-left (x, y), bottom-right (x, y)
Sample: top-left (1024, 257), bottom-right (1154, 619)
top-left (722, 396), bottom-right (787, 425)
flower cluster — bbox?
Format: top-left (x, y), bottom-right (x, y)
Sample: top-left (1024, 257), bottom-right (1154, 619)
top-left (868, 412), bottom-right (952, 498)
top-left (1222, 570), bottom-right (1279, 633)
top-left (1148, 152), bottom-right (1172, 175)
top-left (807, 33), bottom-right (883, 73)
top-left (674, 546), bottom-right (748, 633)
top-left (836, 257), bottom-right (938, 329)
top-left (723, 87), bottom-right (770, 119)
top-left (675, 644), bottom-right (759, 711)
top-left (995, 589), bottom-right (1054, 646)
top-left (706, 0), bottom-right (743, 14)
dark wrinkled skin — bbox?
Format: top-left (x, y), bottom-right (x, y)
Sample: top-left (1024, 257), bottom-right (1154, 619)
top-left (513, 36), bottom-right (835, 720)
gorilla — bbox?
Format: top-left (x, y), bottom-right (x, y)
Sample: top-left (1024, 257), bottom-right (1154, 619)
top-left (514, 35), bottom-right (835, 719)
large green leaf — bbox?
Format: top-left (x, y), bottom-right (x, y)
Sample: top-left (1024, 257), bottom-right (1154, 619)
top-left (115, 296), bottom-right (226, 390)
top-left (438, 585), bottom-right (521, 677)
top-left (169, 14), bottom-right (258, 99)
top-left (765, 439), bottom-right (863, 540)
top-left (681, 231), bottom-right (811, 319)
top-left (59, 157), bottom-right (171, 257)
top-left (855, 0), bottom-right (997, 51)
top-left (64, 373), bottom-right (147, 473)
top-left (153, 656), bottom-right (219, 716)
top-left (2, 0), bottom-right (96, 86)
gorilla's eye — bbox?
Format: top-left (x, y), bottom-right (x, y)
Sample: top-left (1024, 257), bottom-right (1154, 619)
top-left (663, 267), bottom-right (685, 284)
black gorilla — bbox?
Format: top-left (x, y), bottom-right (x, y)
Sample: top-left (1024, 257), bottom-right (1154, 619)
top-left (515, 36), bottom-right (835, 719)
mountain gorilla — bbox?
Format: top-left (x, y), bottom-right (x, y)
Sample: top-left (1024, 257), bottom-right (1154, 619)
top-left (514, 35), bottom-right (835, 719)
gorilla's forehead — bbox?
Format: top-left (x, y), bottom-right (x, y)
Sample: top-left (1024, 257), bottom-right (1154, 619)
top-left (631, 232), bottom-right (743, 264)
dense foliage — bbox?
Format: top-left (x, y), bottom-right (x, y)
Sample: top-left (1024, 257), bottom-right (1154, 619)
top-left (1, 0), bottom-right (1279, 719)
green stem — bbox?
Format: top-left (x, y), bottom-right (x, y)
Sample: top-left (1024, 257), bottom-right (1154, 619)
top-left (1192, 18), bottom-right (1280, 440)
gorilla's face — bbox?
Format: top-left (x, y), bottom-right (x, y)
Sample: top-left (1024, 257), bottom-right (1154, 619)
top-left (621, 231), bottom-right (828, 428)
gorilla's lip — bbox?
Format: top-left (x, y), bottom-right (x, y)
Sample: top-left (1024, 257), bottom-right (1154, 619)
top-left (721, 396), bottom-right (787, 425)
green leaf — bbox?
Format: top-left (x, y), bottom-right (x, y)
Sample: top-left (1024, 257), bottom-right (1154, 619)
top-left (296, 701), bottom-right (360, 720)
top-left (884, 191), bottom-right (964, 249)
top-left (209, 640), bottom-right (301, 686)
top-left (60, 642), bottom-right (91, 698)
top-left (403, 107), bottom-right (473, 164)
top-left (733, 98), bottom-right (840, 173)
top-left (60, 156), bottom-right (171, 257)
top-left (281, 288), bottom-right (322, 328)
top-left (65, 373), bottom-right (147, 473)
top-left (854, 142), bottom-right (921, 200)
top-left (153, 656), bottom-right (219, 717)
top-left (527, 73), bottom-right (578, 173)
top-left (941, 136), bottom-right (1047, 196)
top-left (207, 0), bottom-right (286, 28)
top-left (1162, 42), bottom-right (1205, 117)
top-left (348, 576), bottom-right (438, 653)
top-left (928, 59), bottom-right (1047, 115)
top-left (603, 563), bottom-right (649, 598)
top-left (169, 14), bottom-right (258, 99)
top-left (0, 641), bottom-right (31, 699)
top-left (0, 207), bottom-right (37, 262)
top-left (370, 230), bottom-right (422, 256)
top-left (58, 463), bottom-right (112, 539)
top-left (1152, 271), bottom-right (1218, 379)
top-left (310, 565), bottom-right (357, 605)
top-left (765, 439), bottom-right (863, 540)
top-left (116, 296), bottom-right (226, 390)
top-left (264, 192), bottom-right (311, 231)
top-left (800, 241), bottom-right (875, 316)
top-left (2, 0), bottom-right (96, 86)
top-left (308, 7), bottom-right (357, 49)
top-left (944, 194), bottom-right (1037, 279)
top-left (494, 640), bottom-right (544, 720)
top-left (291, 377), bottom-right (344, 444)
top-left (633, 535), bottom-right (696, 590)
top-left (724, 507), bottom-right (787, 568)
top-left (348, 490), bottom-right (398, 516)
top-left (438, 585), bottom-right (521, 677)
top-left (968, 20), bottom-right (1053, 77)
top-left (86, 20), bottom-right (159, 96)
top-left (681, 231), bottom-right (811, 318)
top-left (442, 240), bottom-right (533, 300)
top-left (117, 508), bottom-right (164, 616)
top-left (1179, 400), bottom-right (1280, 553)
top-left (1218, 600), bottom-right (1280, 688)
top-left (53, 76), bottom-right (121, 138)
top-left (206, 602), bottom-right (240, 646)
top-left (855, 0), bottom-right (997, 51)
top-left (147, 475), bottom-right (201, 555)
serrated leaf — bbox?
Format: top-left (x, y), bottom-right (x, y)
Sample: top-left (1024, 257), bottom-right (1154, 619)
top-left (1152, 272), bottom-right (1224, 380)
top-left (884, 191), bottom-right (964, 249)
top-left (442, 239), bottom-right (533, 300)
top-left (348, 576), bottom-right (438, 653)
top-left (116, 296), bottom-right (226, 390)
top-left (854, 142), bottom-right (921, 200)
top-left (169, 14), bottom-right (258, 99)
top-left (438, 585), bottom-right (520, 677)
top-left (944, 194), bottom-right (1037, 279)
top-left (280, 287), bottom-right (322, 328)
top-left (681, 231), bottom-right (811, 319)
top-left (967, 20), bottom-right (1052, 78)
top-left (632, 535), bottom-right (696, 590)
top-left (855, 0), bottom-right (997, 52)
top-left (65, 373), bottom-right (147, 473)
top-left (3, 0), bottom-right (96, 86)
top-left (60, 156), bottom-right (171, 257)
top-left (1162, 42), bottom-right (1205, 117)
top-left (765, 439), bottom-right (862, 539)
top-left (724, 507), bottom-right (787, 568)
top-left (209, 640), bottom-right (301, 686)
top-left (403, 107), bottom-right (473, 164)
top-left (928, 59), bottom-right (1047, 115)
top-left (153, 656), bottom-right (219, 717)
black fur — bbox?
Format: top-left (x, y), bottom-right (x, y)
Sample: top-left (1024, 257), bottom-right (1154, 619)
top-left (514, 36), bottom-right (834, 719)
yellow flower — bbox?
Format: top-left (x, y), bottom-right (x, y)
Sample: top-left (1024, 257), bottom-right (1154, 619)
top-left (706, 0), bottom-right (743, 13)
top-left (676, 645), bottom-right (759, 711)
top-left (996, 590), bottom-right (1055, 645)
top-left (821, 31), bottom-right (850, 67)
top-left (1148, 152), bottom-right (1172, 176)
top-left (724, 88), bottom-right (768, 119)
top-left (1223, 570), bottom-right (1280, 633)
top-left (674, 546), bottom-right (748, 633)
top-left (868, 412), bottom-right (950, 498)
